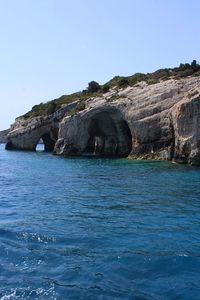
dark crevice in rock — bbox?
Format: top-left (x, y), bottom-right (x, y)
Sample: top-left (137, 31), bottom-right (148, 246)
top-left (36, 127), bottom-right (59, 152)
top-left (83, 111), bottom-right (132, 158)
top-left (169, 121), bottom-right (175, 160)
top-left (5, 140), bottom-right (14, 150)
top-left (40, 133), bottom-right (55, 152)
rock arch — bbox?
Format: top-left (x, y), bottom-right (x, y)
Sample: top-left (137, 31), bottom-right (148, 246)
top-left (55, 107), bottom-right (132, 158)
top-left (36, 132), bottom-right (57, 152)
top-left (6, 125), bottom-right (58, 152)
top-left (83, 110), bottom-right (132, 157)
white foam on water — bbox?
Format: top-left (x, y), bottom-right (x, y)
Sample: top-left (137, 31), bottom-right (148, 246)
top-left (0, 285), bottom-right (57, 300)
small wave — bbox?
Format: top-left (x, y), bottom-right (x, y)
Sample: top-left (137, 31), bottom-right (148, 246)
top-left (0, 285), bottom-right (57, 300)
top-left (17, 231), bottom-right (57, 244)
top-left (44, 277), bottom-right (102, 291)
top-left (0, 228), bottom-right (56, 245)
top-left (177, 253), bottom-right (188, 257)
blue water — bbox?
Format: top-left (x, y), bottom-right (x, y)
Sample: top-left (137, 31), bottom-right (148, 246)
top-left (0, 144), bottom-right (200, 299)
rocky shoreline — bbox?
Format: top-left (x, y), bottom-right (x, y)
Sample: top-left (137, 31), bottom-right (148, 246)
top-left (0, 129), bottom-right (9, 144)
top-left (5, 75), bottom-right (200, 165)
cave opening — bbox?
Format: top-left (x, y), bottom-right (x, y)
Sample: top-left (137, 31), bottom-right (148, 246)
top-left (36, 140), bottom-right (44, 152)
top-left (36, 132), bottom-right (56, 152)
top-left (83, 111), bottom-right (132, 158)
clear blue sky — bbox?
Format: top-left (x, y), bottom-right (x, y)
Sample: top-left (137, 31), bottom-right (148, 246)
top-left (0, 0), bottom-right (200, 130)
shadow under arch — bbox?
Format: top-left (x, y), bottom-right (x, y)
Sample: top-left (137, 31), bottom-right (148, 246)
top-left (83, 109), bottom-right (132, 158)
top-left (35, 132), bottom-right (57, 152)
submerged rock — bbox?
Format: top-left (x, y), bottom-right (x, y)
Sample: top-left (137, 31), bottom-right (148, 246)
top-left (6, 76), bottom-right (200, 165)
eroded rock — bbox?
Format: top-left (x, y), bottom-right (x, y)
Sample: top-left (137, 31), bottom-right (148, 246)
top-left (6, 76), bottom-right (200, 165)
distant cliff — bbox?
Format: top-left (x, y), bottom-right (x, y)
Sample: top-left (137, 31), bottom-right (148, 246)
top-left (6, 61), bottom-right (200, 165)
top-left (0, 129), bottom-right (9, 143)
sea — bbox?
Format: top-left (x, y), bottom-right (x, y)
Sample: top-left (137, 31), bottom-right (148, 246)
top-left (0, 143), bottom-right (200, 299)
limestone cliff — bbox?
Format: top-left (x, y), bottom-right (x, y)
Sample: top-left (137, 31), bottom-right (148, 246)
top-left (6, 71), bottom-right (200, 165)
top-left (0, 129), bottom-right (9, 143)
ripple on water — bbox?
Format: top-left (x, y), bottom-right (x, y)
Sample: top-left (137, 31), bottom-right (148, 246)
top-left (0, 145), bottom-right (200, 299)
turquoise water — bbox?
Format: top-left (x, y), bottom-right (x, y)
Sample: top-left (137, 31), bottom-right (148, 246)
top-left (0, 144), bottom-right (200, 299)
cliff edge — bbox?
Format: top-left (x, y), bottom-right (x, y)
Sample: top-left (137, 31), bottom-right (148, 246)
top-left (0, 129), bottom-right (9, 143)
top-left (6, 62), bottom-right (200, 165)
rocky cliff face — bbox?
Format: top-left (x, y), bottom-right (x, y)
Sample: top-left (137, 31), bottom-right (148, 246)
top-left (6, 76), bottom-right (200, 165)
top-left (0, 129), bottom-right (9, 143)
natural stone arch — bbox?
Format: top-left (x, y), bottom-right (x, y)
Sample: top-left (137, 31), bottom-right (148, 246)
top-left (82, 108), bottom-right (132, 157)
top-left (35, 132), bottom-right (55, 152)
top-left (35, 128), bottom-right (58, 152)
top-left (6, 123), bottom-right (59, 152)
top-left (54, 107), bottom-right (133, 157)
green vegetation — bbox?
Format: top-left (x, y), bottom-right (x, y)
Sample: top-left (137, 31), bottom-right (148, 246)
top-left (87, 81), bottom-right (101, 93)
top-left (101, 84), bottom-right (110, 93)
top-left (23, 92), bottom-right (87, 119)
top-left (22, 60), bottom-right (200, 119)
top-left (106, 60), bottom-right (200, 88)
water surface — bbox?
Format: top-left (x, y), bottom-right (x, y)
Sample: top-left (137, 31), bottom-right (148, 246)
top-left (0, 144), bottom-right (200, 299)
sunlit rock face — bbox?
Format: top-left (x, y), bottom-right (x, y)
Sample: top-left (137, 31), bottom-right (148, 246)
top-left (5, 119), bottom-right (58, 152)
top-left (172, 96), bottom-right (200, 165)
top-left (54, 108), bottom-right (132, 158)
top-left (6, 76), bottom-right (200, 164)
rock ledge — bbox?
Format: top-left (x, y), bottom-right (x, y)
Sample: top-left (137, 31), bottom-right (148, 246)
top-left (6, 76), bottom-right (200, 165)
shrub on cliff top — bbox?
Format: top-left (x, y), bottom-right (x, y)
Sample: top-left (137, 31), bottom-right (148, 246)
top-left (76, 101), bottom-right (86, 111)
top-left (87, 81), bottom-right (101, 93)
top-left (21, 60), bottom-right (200, 119)
top-left (101, 84), bottom-right (110, 93)
top-left (117, 78), bottom-right (129, 88)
